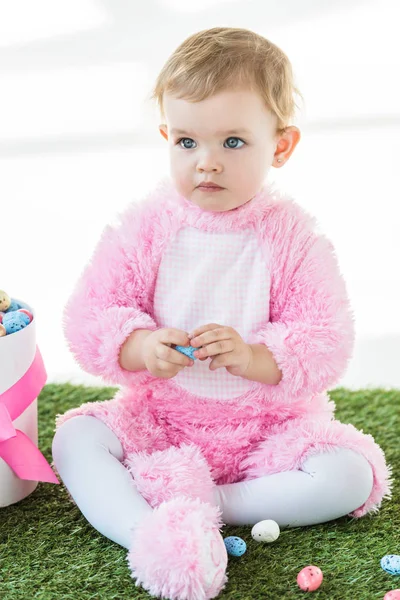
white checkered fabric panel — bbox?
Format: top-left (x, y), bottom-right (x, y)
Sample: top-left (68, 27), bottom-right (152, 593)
top-left (153, 226), bottom-right (270, 400)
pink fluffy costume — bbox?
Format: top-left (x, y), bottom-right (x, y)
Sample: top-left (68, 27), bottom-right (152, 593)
top-left (55, 177), bottom-right (390, 599)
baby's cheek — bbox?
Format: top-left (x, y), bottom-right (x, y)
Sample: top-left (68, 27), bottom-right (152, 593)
top-left (170, 165), bottom-right (190, 196)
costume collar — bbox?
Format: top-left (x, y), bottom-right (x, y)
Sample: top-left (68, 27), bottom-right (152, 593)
top-left (157, 176), bottom-right (278, 232)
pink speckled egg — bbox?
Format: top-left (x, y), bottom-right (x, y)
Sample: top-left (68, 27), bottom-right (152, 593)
top-left (18, 308), bottom-right (33, 322)
top-left (384, 591), bottom-right (400, 600)
top-left (297, 565), bottom-right (323, 592)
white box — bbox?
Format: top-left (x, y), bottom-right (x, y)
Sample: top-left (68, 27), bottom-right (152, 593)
top-left (0, 301), bottom-right (39, 507)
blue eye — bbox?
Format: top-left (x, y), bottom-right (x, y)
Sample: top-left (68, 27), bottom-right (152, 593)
top-left (224, 137), bottom-right (245, 149)
top-left (177, 136), bottom-right (245, 149)
top-left (178, 138), bottom-right (196, 149)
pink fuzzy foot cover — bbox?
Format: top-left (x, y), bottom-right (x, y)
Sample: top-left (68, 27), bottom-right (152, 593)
top-left (127, 496), bottom-right (228, 600)
top-left (125, 443), bottom-right (216, 508)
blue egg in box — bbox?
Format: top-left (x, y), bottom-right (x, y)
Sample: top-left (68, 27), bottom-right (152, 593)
top-left (3, 311), bottom-right (31, 334)
top-left (5, 300), bottom-right (22, 312)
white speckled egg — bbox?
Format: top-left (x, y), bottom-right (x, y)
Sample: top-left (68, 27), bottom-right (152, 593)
top-left (251, 519), bottom-right (280, 543)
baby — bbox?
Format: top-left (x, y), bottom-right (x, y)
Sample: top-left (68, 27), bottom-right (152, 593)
top-left (52, 27), bottom-right (391, 600)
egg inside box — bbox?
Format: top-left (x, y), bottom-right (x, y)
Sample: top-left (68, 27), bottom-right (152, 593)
top-left (0, 299), bottom-right (39, 507)
top-left (0, 298), bottom-right (32, 335)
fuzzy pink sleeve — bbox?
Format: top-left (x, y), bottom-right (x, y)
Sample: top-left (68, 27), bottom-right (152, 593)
top-left (249, 202), bottom-right (355, 400)
top-left (63, 202), bottom-right (159, 386)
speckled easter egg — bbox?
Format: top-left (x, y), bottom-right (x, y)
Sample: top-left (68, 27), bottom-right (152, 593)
top-left (251, 520), bottom-right (280, 543)
top-left (0, 323), bottom-right (6, 336)
top-left (18, 308), bottom-right (33, 322)
top-left (381, 555), bottom-right (400, 576)
top-left (224, 536), bottom-right (247, 557)
top-left (0, 290), bottom-right (11, 311)
top-left (5, 311), bottom-right (31, 326)
top-left (5, 299), bottom-right (21, 312)
top-left (384, 590), bottom-right (400, 600)
top-left (297, 565), bottom-right (323, 592)
top-left (174, 345), bottom-right (198, 360)
top-left (3, 312), bottom-right (30, 334)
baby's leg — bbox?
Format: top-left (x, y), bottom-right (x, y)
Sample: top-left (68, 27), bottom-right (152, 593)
top-left (213, 448), bottom-right (373, 527)
top-left (52, 415), bottom-right (153, 549)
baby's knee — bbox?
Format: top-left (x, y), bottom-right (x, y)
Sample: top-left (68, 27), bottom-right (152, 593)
top-left (337, 448), bottom-right (373, 507)
top-left (304, 447), bottom-right (374, 510)
top-left (52, 415), bottom-right (123, 465)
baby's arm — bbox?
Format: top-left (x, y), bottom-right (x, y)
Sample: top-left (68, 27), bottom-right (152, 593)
top-left (249, 202), bottom-right (355, 400)
top-left (63, 202), bottom-right (159, 386)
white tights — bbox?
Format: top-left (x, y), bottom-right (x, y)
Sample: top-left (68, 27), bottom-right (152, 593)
top-left (52, 415), bottom-right (374, 550)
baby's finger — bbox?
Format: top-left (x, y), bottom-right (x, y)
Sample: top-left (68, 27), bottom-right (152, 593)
top-left (188, 323), bottom-right (221, 341)
top-left (160, 328), bottom-right (190, 348)
top-left (194, 339), bottom-right (234, 359)
top-left (209, 352), bottom-right (233, 371)
top-left (156, 343), bottom-right (193, 367)
top-left (191, 327), bottom-right (232, 348)
top-left (156, 359), bottom-right (186, 376)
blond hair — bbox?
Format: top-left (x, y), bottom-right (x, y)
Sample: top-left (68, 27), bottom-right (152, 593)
top-left (150, 27), bottom-right (303, 133)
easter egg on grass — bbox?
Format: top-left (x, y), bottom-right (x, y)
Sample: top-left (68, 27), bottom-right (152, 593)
top-left (381, 555), bottom-right (400, 576)
top-left (297, 565), bottom-right (323, 592)
top-left (384, 590), bottom-right (400, 600)
top-left (224, 536), bottom-right (246, 557)
top-left (251, 520), bottom-right (280, 543)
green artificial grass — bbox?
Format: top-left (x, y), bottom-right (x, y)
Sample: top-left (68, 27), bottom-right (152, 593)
top-left (1, 385), bottom-right (399, 599)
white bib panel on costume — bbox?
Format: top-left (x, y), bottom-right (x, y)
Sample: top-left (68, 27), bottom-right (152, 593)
top-left (153, 226), bottom-right (270, 400)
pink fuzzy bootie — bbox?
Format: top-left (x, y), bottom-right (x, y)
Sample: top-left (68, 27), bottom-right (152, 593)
top-left (127, 496), bottom-right (228, 600)
top-left (125, 443), bottom-right (216, 508)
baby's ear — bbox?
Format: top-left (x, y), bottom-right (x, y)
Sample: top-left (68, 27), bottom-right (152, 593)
top-left (159, 125), bottom-right (168, 141)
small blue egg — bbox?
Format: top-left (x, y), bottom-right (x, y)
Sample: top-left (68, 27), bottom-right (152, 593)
top-left (5, 300), bottom-right (22, 312)
top-left (3, 312), bottom-right (29, 334)
top-left (224, 536), bottom-right (247, 557)
top-left (174, 345), bottom-right (198, 360)
top-left (381, 554), bottom-right (400, 575)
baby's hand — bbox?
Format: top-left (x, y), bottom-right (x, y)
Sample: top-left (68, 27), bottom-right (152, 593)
top-left (142, 328), bottom-right (194, 379)
top-left (189, 323), bottom-right (253, 377)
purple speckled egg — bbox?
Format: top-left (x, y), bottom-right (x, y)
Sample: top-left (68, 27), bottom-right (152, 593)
top-left (297, 565), bottom-right (323, 592)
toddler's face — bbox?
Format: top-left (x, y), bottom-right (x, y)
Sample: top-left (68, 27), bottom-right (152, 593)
top-left (159, 88), bottom-right (291, 212)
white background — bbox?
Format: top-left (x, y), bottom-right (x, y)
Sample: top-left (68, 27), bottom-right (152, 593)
top-left (1, 0), bottom-right (399, 388)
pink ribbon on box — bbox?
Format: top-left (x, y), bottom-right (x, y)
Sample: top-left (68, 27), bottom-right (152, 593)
top-left (0, 346), bottom-right (59, 484)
